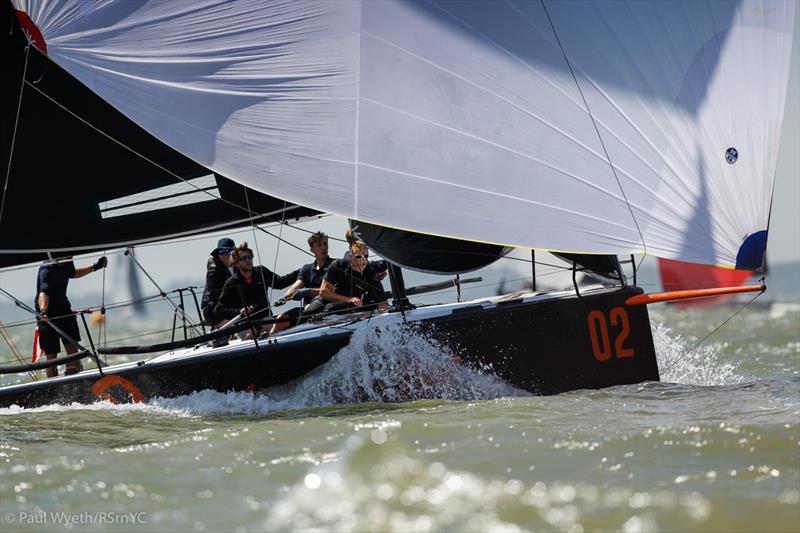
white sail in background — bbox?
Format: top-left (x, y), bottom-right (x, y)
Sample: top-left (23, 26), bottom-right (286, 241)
top-left (12, 0), bottom-right (795, 269)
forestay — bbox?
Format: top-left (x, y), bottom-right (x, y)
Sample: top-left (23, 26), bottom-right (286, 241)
top-left (11, 0), bottom-right (795, 269)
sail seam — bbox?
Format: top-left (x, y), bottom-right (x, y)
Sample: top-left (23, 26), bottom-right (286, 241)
top-left (540, 0), bottom-right (648, 258)
top-left (353, 4), bottom-right (363, 219)
top-left (358, 161), bottom-right (638, 234)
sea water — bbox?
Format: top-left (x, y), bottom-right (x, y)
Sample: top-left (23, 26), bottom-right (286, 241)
top-left (0, 305), bottom-right (798, 532)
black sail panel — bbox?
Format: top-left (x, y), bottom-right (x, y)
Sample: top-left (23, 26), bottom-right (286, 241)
top-left (1, 4), bottom-right (318, 268)
top-left (351, 220), bottom-right (511, 275)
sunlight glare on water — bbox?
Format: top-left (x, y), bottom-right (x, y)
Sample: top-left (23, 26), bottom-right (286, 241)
top-left (0, 306), bottom-right (798, 532)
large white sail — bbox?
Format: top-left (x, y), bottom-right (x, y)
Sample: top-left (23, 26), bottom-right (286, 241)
top-left (11, 0), bottom-right (795, 269)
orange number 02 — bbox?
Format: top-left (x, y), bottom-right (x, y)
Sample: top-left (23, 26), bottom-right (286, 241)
top-left (587, 307), bottom-right (635, 361)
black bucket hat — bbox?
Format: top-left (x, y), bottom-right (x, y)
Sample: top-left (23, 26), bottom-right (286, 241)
top-left (211, 237), bottom-right (235, 256)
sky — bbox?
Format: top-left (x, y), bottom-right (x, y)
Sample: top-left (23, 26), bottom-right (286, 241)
top-left (0, 15), bottom-right (798, 318)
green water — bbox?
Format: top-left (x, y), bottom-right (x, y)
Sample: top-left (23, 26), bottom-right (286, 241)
top-left (1, 306), bottom-right (798, 532)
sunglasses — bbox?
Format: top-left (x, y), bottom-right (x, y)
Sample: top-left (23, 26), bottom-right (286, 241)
top-left (218, 250), bottom-right (232, 256)
top-left (238, 255), bottom-right (254, 261)
top-left (352, 253), bottom-right (369, 260)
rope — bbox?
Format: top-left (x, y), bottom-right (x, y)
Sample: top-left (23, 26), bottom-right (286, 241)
top-left (540, 0), bottom-right (647, 260)
top-left (660, 289), bottom-right (765, 375)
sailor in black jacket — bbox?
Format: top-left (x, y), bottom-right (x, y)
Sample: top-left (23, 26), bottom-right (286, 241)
top-left (307, 239), bottom-right (388, 316)
top-left (213, 242), bottom-right (298, 333)
top-left (200, 237), bottom-right (235, 328)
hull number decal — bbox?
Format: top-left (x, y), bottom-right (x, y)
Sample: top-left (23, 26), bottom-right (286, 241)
top-left (92, 375), bottom-right (144, 404)
top-left (587, 307), bottom-right (635, 361)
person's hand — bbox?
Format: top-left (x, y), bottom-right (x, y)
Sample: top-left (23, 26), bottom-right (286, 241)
top-left (292, 288), bottom-right (311, 301)
top-left (378, 302), bottom-right (389, 310)
top-left (376, 271), bottom-right (387, 280)
top-left (349, 297), bottom-right (363, 307)
top-left (239, 305), bottom-right (254, 316)
top-left (92, 256), bottom-right (108, 271)
top-left (40, 309), bottom-right (49, 322)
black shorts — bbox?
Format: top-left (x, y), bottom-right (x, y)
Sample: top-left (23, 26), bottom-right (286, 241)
top-left (38, 314), bottom-right (81, 354)
top-left (303, 297), bottom-right (357, 319)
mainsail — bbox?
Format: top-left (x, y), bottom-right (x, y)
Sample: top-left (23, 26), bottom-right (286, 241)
top-left (5, 0), bottom-right (796, 270)
top-left (1, 3), bottom-right (319, 268)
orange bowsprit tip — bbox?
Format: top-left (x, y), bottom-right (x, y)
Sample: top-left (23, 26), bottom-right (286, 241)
top-left (89, 311), bottom-right (105, 325)
top-left (625, 284), bottom-right (765, 306)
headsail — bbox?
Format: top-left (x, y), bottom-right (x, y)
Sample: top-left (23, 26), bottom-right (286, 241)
top-left (1, 3), bottom-right (319, 268)
top-left (7, 0), bottom-right (796, 269)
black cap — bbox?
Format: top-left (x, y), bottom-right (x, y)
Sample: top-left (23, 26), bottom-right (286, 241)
top-left (211, 237), bottom-right (235, 255)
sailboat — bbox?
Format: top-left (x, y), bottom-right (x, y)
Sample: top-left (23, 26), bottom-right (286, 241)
top-left (0, 0), bottom-right (794, 407)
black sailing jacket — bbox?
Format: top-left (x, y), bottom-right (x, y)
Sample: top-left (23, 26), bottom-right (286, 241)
top-left (200, 257), bottom-right (232, 325)
top-left (214, 265), bottom-right (299, 321)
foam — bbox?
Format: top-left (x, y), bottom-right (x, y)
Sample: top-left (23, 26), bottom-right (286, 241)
top-left (651, 321), bottom-right (744, 386)
top-left (2, 323), bottom-right (523, 417)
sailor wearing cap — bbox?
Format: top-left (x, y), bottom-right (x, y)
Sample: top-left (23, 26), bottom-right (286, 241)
top-left (200, 237), bottom-right (236, 328)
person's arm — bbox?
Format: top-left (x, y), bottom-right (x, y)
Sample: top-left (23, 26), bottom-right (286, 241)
top-left (269, 268), bottom-right (301, 290)
top-left (319, 279), bottom-right (362, 307)
top-left (214, 279), bottom-right (245, 320)
top-left (283, 279), bottom-right (305, 300)
top-left (37, 292), bottom-right (49, 318)
top-left (72, 256), bottom-right (107, 279)
top-left (362, 269), bottom-right (389, 307)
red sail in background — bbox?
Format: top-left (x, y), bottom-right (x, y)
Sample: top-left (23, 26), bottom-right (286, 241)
top-left (657, 259), bottom-right (753, 307)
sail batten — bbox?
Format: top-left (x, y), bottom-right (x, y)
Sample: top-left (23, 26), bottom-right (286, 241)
top-left (6, 0), bottom-right (795, 270)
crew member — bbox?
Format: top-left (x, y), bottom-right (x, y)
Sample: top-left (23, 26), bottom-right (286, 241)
top-left (213, 242), bottom-right (298, 336)
top-left (35, 255), bottom-right (108, 377)
top-left (305, 239), bottom-right (388, 316)
top-left (270, 231), bottom-right (333, 335)
top-left (200, 237), bottom-right (236, 328)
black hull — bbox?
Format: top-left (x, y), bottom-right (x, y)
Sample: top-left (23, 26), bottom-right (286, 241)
top-left (419, 286), bottom-right (659, 395)
top-left (0, 286), bottom-right (658, 408)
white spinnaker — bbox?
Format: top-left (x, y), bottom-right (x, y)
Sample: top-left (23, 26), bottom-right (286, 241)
top-left (13, 0), bottom-right (795, 268)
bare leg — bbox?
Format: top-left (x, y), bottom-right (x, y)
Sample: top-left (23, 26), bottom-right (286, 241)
top-left (64, 344), bottom-right (81, 374)
top-left (45, 353), bottom-right (59, 378)
top-left (269, 313), bottom-right (291, 335)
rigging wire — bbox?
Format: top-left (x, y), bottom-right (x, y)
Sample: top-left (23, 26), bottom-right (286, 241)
top-left (99, 250), bottom-right (107, 363)
top-left (21, 82), bottom-right (269, 221)
top-left (124, 249), bottom-right (203, 335)
top-left (0, 43), bottom-right (30, 227)
top-left (245, 186), bottom-right (275, 309)
top-left (269, 201), bottom-right (289, 305)
top-left (540, 0), bottom-right (648, 261)
top-left (659, 289), bottom-right (765, 376)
